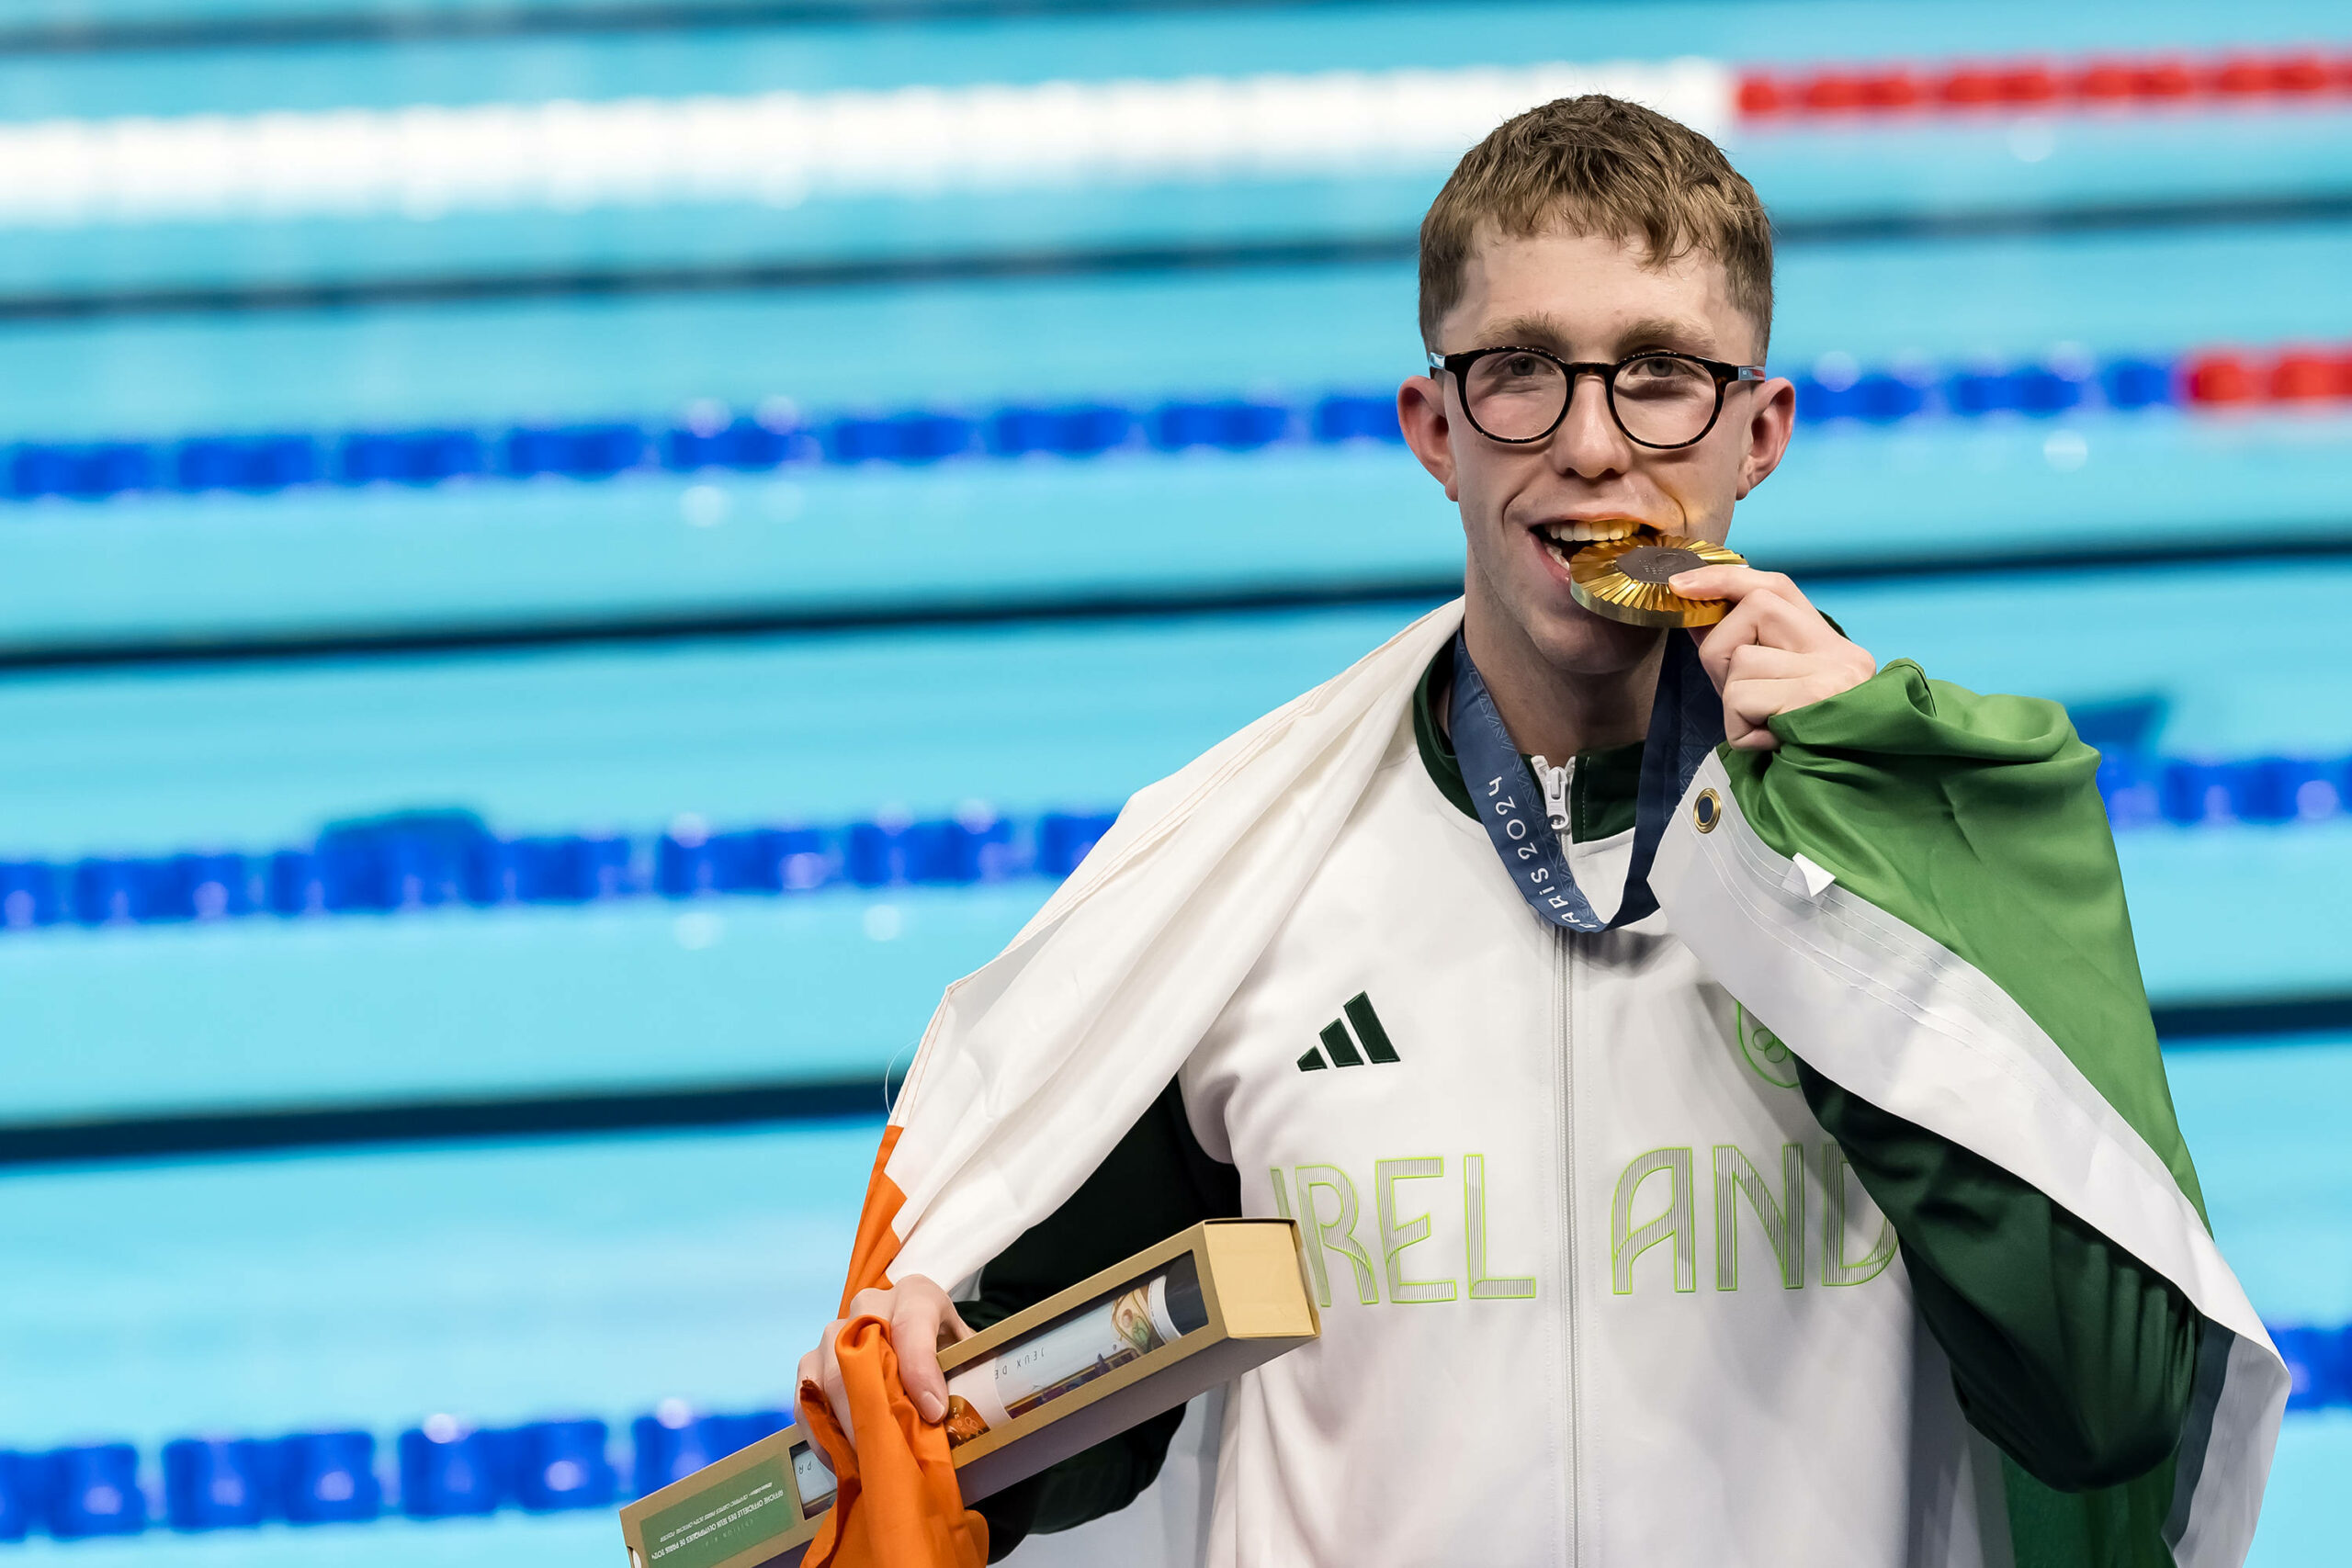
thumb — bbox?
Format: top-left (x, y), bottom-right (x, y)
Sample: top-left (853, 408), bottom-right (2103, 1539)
top-left (900, 1340), bottom-right (950, 1425)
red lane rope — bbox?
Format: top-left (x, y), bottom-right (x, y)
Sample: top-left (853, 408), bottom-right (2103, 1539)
top-left (2181, 344), bottom-right (2352, 405)
top-left (1738, 49), bottom-right (2352, 120)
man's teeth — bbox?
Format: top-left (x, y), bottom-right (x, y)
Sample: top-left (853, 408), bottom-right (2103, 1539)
top-left (1538, 520), bottom-right (1643, 564)
top-left (1540, 520), bottom-right (1644, 545)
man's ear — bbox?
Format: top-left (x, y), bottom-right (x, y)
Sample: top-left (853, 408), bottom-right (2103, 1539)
top-left (1732, 376), bottom-right (1796, 501)
top-left (1396, 374), bottom-right (1460, 501)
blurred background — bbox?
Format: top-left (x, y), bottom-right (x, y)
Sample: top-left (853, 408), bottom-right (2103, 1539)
top-left (0, 0), bottom-right (2345, 1562)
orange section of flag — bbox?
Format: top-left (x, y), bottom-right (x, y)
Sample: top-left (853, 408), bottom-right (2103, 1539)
top-left (804, 1123), bottom-right (991, 1568)
top-left (841, 1125), bottom-right (909, 1312)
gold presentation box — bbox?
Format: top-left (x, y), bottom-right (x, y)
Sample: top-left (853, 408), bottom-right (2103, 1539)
top-left (617, 1219), bottom-right (1317, 1568)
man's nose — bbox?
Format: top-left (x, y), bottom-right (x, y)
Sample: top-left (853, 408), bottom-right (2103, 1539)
top-left (1549, 371), bottom-right (1631, 479)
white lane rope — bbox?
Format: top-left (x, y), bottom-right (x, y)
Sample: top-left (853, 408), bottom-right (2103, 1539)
top-left (0, 59), bottom-right (1728, 228)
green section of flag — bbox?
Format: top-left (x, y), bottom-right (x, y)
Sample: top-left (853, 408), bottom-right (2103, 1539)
top-left (1723, 660), bottom-right (2206, 1566)
top-left (1725, 660), bottom-right (2203, 1220)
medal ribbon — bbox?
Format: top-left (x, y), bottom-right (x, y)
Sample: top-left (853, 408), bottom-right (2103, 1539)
top-left (1448, 626), bottom-right (1725, 933)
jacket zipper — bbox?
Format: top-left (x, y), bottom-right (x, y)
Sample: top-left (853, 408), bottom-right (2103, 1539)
top-left (1532, 754), bottom-right (1575, 833)
top-left (1555, 923), bottom-right (1584, 1565)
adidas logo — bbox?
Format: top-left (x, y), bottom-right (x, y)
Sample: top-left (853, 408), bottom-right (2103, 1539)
top-left (1296, 993), bottom-right (1402, 1071)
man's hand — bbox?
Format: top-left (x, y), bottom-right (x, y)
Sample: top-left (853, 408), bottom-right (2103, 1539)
top-left (1668, 564), bottom-right (1877, 752)
top-left (796, 1276), bottom-right (972, 1448)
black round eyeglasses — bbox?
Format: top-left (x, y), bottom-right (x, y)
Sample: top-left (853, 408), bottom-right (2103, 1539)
top-left (1427, 346), bottom-right (1767, 450)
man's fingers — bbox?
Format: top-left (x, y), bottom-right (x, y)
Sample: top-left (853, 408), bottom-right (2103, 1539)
top-left (798, 1275), bottom-right (968, 1443)
top-left (797, 1345), bottom-right (854, 1445)
top-left (893, 1295), bottom-right (954, 1424)
top-left (1692, 593), bottom-right (1769, 694)
top-left (1672, 565), bottom-right (1879, 750)
top-left (1674, 564), bottom-right (1815, 620)
top-left (941, 1300), bottom-right (975, 1347)
top-left (1715, 677), bottom-right (1775, 751)
top-left (1694, 592), bottom-right (1849, 696)
top-left (1722, 642), bottom-right (1812, 682)
top-left (1724, 674), bottom-right (1826, 728)
top-left (1667, 563), bottom-right (1815, 615)
top-left (810, 1318), bottom-right (856, 1448)
top-left (1725, 673), bottom-right (1883, 750)
top-left (1710, 585), bottom-right (1841, 655)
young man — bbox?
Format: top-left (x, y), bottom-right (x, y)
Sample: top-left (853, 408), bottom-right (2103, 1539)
top-left (797, 96), bottom-right (2279, 1567)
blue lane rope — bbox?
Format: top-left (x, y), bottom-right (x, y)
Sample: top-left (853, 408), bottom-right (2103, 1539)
top-left (0, 807), bottom-right (1121, 932)
top-left (0, 1407), bottom-right (792, 1539)
top-left (4, 1315), bottom-right (2349, 1540)
top-left (0, 353), bottom-right (2188, 506)
top-left (0, 748), bottom-right (2339, 936)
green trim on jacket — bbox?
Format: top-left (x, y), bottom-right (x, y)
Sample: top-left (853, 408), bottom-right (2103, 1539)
top-left (1409, 637), bottom-right (1644, 841)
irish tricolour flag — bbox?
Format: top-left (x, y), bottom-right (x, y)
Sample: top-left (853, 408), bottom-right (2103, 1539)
top-left (803, 601), bottom-right (2280, 1568)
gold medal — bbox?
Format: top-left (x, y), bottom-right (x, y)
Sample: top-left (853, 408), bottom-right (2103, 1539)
top-left (1569, 530), bottom-right (1747, 628)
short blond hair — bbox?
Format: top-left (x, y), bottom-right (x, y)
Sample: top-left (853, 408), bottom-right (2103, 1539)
top-left (1419, 95), bottom-right (1774, 353)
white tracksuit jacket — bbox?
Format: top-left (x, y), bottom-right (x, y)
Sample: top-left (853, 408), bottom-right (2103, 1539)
top-left (1173, 707), bottom-right (1989, 1566)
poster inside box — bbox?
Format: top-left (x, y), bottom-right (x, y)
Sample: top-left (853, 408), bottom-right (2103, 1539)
top-left (618, 1218), bottom-right (1318, 1568)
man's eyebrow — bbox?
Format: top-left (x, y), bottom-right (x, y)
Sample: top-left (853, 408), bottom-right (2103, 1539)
top-left (1475, 314), bottom-right (1575, 351)
top-left (1612, 316), bottom-right (1721, 356)
top-left (1464, 313), bottom-right (1726, 357)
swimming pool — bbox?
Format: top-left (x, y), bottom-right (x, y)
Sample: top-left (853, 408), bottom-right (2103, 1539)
top-left (3, 0), bottom-right (2346, 1557)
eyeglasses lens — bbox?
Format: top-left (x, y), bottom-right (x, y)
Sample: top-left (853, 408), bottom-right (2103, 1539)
top-left (1611, 355), bottom-right (1719, 447)
top-left (1463, 353), bottom-right (1719, 447)
top-left (1463, 352), bottom-right (1567, 441)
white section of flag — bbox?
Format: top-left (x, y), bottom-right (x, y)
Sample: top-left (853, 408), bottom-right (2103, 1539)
top-left (0, 59), bottom-right (1729, 228)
